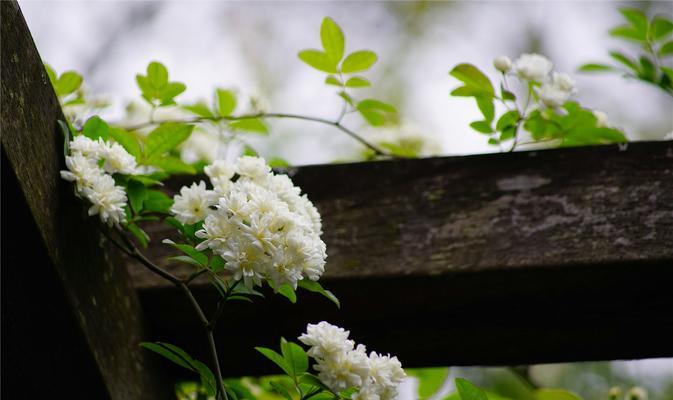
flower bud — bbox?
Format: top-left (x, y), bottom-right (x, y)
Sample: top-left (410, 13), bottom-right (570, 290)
top-left (494, 56), bottom-right (513, 73)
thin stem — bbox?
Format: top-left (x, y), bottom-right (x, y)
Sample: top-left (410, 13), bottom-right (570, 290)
top-left (121, 112), bottom-right (394, 158)
top-left (207, 328), bottom-right (228, 400)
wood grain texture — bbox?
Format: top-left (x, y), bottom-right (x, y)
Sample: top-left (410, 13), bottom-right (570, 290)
top-left (1, 2), bottom-right (171, 398)
top-left (131, 141), bottom-right (673, 374)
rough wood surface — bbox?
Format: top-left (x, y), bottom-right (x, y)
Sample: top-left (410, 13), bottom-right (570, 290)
top-left (1, 2), bottom-right (171, 398)
top-left (131, 141), bottom-right (673, 374)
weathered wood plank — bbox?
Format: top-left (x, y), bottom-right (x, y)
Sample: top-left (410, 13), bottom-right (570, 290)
top-left (131, 141), bottom-right (673, 374)
top-left (1, 2), bottom-right (171, 397)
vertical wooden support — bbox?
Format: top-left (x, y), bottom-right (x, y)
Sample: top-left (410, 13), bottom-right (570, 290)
top-left (1, 2), bottom-right (171, 398)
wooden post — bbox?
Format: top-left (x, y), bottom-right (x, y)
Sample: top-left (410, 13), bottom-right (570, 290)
top-left (1, 2), bottom-right (171, 397)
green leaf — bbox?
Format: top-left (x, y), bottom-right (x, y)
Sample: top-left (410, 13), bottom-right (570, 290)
top-left (144, 123), bottom-right (194, 162)
top-left (407, 368), bottom-right (450, 399)
top-left (243, 145), bottom-right (258, 157)
top-left (229, 119), bottom-right (268, 134)
top-left (183, 102), bottom-right (216, 119)
top-left (578, 63), bottom-right (615, 72)
top-left (280, 338), bottom-right (309, 377)
top-left (209, 256), bottom-right (226, 272)
top-left (144, 189), bottom-right (173, 213)
top-left (150, 156), bottom-right (197, 175)
top-left (58, 120), bottom-right (72, 157)
top-left (147, 61), bottom-right (169, 90)
top-left (44, 64), bottom-right (57, 86)
top-left (449, 64), bottom-right (494, 97)
top-left (496, 110), bottom-right (520, 131)
top-left (127, 179), bottom-right (147, 214)
top-left (638, 56), bottom-right (656, 80)
top-left (659, 41), bottom-right (673, 57)
top-left (54, 71), bottom-right (83, 97)
top-left (609, 25), bottom-right (646, 42)
top-left (163, 239), bottom-right (208, 266)
top-left (536, 389), bottom-right (582, 400)
top-left (159, 82), bottom-right (186, 105)
top-left (140, 342), bottom-right (196, 371)
top-left (168, 255), bottom-right (204, 268)
top-left (325, 75), bottom-right (342, 86)
top-left (255, 347), bottom-right (292, 376)
top-left (651, 16), bottom-right (673, 40)
top-left (270, 381), bottom-right (294, 400)
top-left (297, 280), bottom-right (340, 307)
top-left (455, 378), bottom-right (488, 400)
top-left (82, 116), bottom-right (110, 141)
top-left (500, 84), bottom-right (516, 101)
top-left (357, 99), bottom-right (397, 126)
top-left (345, 76), bottom-right (371, 88)
top-left (619, 8), bottom-right (648, 33)
top-left (127, 223), bottom-right (149, 248)
top-left (268, 157), bottom-right (291, 168)
top-left (609, 51), bottom-right (639, 72)
top-left (321, 17), bottom-right (345, 63)
top-left (341, 50), bottom-right (377, 73)
top-left (109, 127), bottom-right (141, 158)
top-left (216, 89), bottom-right (237, 116)
top-left (338, 91), bottom-right (355, 106)
top-left (277, 283), bottom-right (297, 303)
top-left (476, 97), bottom-right (495, 122)
top-left (298, 50), bottom-right (338, 73)
top-left (470, 121), bottom-right (494, 134)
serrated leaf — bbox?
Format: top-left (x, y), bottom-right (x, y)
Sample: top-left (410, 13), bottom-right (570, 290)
top-left (449, 64), bottom-right (494, 97)
top-left (298, 280), bottom-right (340, 307)
top-left (345, 76), bottom-right (371, 88)
top-left (455, 378), bottom-right (488, 400)
top-left (144, 123), bottom-right (194, 161)
top-left (229, 118), bottom-right (268, 134)
top-left (216, 89), bottom-right (237, 116)
top-left (109, 127), bottom-right (141, 158)
top-left (183, 102), bottom-right (216, 119)
top-left (341, 50), bottom-right (377, 73)
top-left (298, 49), bottom-right (338, 73)
top-left (280, 338), bottom-right (308, 377)
top-left (321, 17), bottom-right (345, 63)
top-left (82, 116), bottom-right (110, 141)
top-left (255, 347), bottom-right (291, 376)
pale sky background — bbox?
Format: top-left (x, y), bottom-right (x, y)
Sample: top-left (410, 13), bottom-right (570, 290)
top-left (19, 0), bottom-right (673, 165)
top-left (17, 0), bottom-right (673, 396)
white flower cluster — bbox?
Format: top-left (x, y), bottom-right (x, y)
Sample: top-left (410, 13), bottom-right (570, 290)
top-left (299, 322), bottom-right (406, 400)
top-left (60, 135), bottom-right (137, 226)
top-left (173, 156), bottom-right (326, 289)
top-left (493, 53), bottom-right (578, 108)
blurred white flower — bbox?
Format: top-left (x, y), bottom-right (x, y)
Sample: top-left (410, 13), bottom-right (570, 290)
top-left (205, 159), bottom-right (236, 192)
top-left (627, 387), bottom-right (648, 400)
top-left (593, 110), bottom-right (609, 128)
top-left (537, 72), bottom-right (577, 108)
top-left (493, 55), bottom-right (513, 73)
top-left (514, 53), bottom-right (553, 81)
top-left (170, 181), bottom-right (219, 224)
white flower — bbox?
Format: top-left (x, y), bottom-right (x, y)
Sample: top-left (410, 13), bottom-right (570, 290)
top-left (514, 53), bottom-right (553, 81)
top-left (536, 72), bottom-right (577, 108)
top-left (235, 156), bottom-right (270, 180)
top-left (196, 156), bottom-right (326, 289)
top-left (69, 135), bottom-right (105, 158)
top-left (593, 110), bottom-right (609, 128)
top-left (299, 321), bottom-right (355, 360)
top-left (81, 173), bottom-right (127, 226)
top-left (367, 353), bottom-right (405, 387)
top-left (101, 141), bottom-right (138, 175)
top-left (170, 181), bottom-right (218, 224)
top-left (315, 344), bottom-right (370, 391)
top-left (60, 152), bottom-right (103, 191)
top-left (493, 56), bottom-right (512, 73)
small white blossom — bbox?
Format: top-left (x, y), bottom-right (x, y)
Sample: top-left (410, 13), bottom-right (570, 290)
top-left (60, 152), bottom-right (103, 191)
top-left (170, 181), bottom-right (218, 224)
top-left (101, 141), bottom-right (138, 175)
top-left (299, 321), bottom-right (355, 360)
top-left (514, 53), bottom-right (553, 81)
top-left (315, 344), bottom-right (370, 391)
top-left (205, 159), bottom-right (236, 193)
top-left (235, 156), bottom-right (270, 180)
top-left (537, 72), bottom-right (577, 108)
top-left (593, 110), bottom-right (609, 128)
top-left (81, 173), bottom-right (127, 226)
top-left (68, 135), bottom-right (105, 159)
top-left (493, 56), bottom-right (513, 73)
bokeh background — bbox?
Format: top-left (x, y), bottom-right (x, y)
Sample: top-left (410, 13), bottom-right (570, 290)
top-left (19, 0), bottom-right (673, 398)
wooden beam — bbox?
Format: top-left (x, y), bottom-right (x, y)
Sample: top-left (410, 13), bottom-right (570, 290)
top-left (131, 141), bottom-right (673, 375)
top-left (1, 2), bottom-right (172, 398)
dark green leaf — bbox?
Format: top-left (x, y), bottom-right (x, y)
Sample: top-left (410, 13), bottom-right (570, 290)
top-left (619, 8), bottom-right (648, 34)
top-left (609, 51), bottom-right (639, 72)
top-left (144, 189), bottom-right (173, 213)
top-left (321, 17), bottom-right (345, 63)
top-left (469, 121), bottom-right (494, 134)
top-left (495, 110), bottom-right (520, 131)
top-left (297, 280), bottom-right (340, 307)
top-left (209, 256), bottom-right (226, 272)
top-left (229, 119), bottom-right (268, 134)
top-left (144, 123), bottom-right (194, 162)
top-left (127, 179), bottom-right (147, 214)
top-left (449, 64), bottom-right (494, 97)
top-left (345, 76), bottom-right (371, 88)
top-left (150, 156), bottom-right (197, 175)
top-left (58, 120), bottom-right (71, 157)
top-left (255, 347), bottom-right (292, 376)
top-left (277, 283), bottom-right (297, 303)
top-left (280, 338), bottom-right (309, 377)
top-left (651, 16), bottom-right (673, 40)
top-left (140, 342), bottom-right (195, 371)
top-left (270, 381), bottom-right (294, 400)
top-left (163, 239), bottom-right (208, 266)
top-left (298, 50), bottom-right (338, 73)
top-left (341, 50), bottom-right (377, 73)
top-left (638, 56), bottom-right (656, 80)
top-left (82, 116), bottom-right (110, 141)
top-left (127, 223), bottom-right (149, 248)
top-left (217, 89), bottom-right (237, 116)
top-left (109, 127), bottom-right (141, 158)
top-left (659, 41), bottom-right (673, 57)
top-left (455, 378), bottom-right (488, 400)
